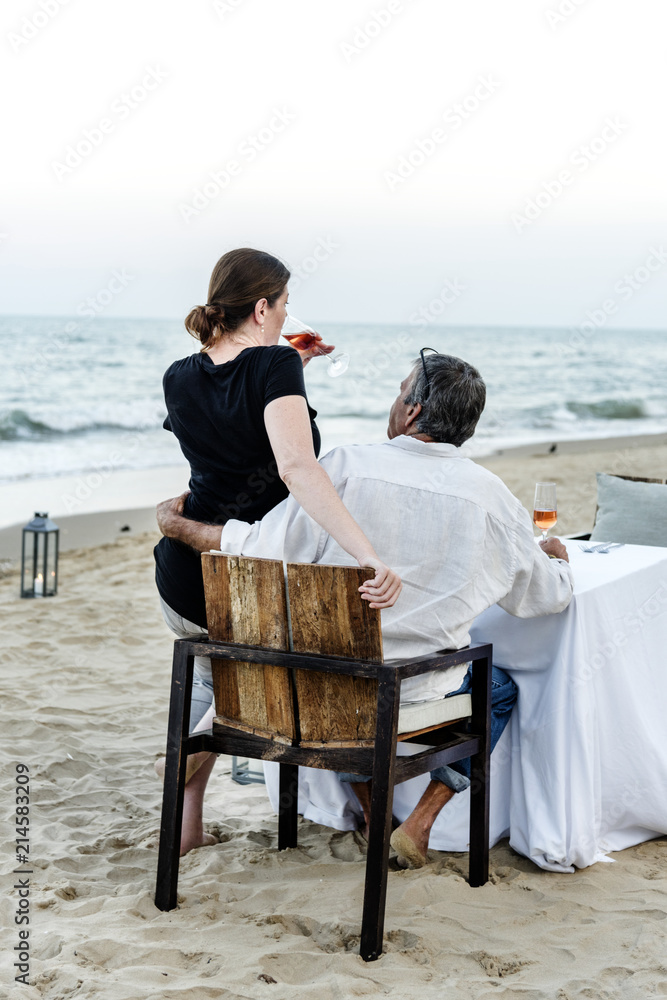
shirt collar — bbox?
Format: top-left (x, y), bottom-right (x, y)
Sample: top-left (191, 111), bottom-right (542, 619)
top-left (386, 435), bottom-right (464, 458)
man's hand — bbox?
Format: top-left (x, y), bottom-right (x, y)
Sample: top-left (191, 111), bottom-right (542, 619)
top-left (539, 537), bottom-right (569, 563)
top-left (156, 491), bottom-right (190, 539)
top-left (156, 492), bottom-right (223, 553)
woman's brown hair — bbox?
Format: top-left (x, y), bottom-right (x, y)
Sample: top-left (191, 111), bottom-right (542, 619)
top-left (185, 248), bottom-right (290, 350)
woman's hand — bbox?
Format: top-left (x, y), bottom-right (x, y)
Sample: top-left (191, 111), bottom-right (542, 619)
top-left (297, 332), bottom-right (336, 367)
top-left (358, 556), bottom-right (402, 609)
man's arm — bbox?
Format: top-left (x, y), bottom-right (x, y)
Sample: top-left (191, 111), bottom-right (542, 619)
top-left (498, 506), bottom-right (574, 618)
top-left (156, 487), bottom-right (326, 565)
top-left (156, 493), bottom-right (222, 553)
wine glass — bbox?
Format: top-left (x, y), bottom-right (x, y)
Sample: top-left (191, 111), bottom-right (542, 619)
top-left (533, 482), bottom-right (557, 542)
top-left (281, 314), bottom-right (350, 378)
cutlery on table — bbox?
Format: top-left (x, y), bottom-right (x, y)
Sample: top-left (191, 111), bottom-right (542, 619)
top-left (578, 542), bottom-right (625, 554)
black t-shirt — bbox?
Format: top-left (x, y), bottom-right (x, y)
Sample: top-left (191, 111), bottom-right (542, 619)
top-left (154, 345), bottom-right (320, 627)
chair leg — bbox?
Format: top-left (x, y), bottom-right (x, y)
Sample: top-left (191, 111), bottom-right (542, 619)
top-left (360, 672), bottom-right (400, 962)
top-left (468, 652), bottom-right (492, 887)
top-left (278, 762), bottom-right (299, 850)
top-left (155, 642), bottom-right (194, 911)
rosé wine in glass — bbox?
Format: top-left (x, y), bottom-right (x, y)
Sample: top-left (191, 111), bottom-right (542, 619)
top-left (281, 314), bottom-right (349, 378)
top-left (533, 482), bottom-right (557, 542)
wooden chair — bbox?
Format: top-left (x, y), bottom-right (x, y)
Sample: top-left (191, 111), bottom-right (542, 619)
top-left (155, 554), bottom-right (493, 962)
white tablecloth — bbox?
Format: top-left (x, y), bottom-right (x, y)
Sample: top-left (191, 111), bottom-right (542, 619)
top-left (264, 543), bottom-right (667, 871)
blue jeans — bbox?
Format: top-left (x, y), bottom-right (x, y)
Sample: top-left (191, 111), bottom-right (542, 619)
top-left (337, 665), bottom-right (517, 793)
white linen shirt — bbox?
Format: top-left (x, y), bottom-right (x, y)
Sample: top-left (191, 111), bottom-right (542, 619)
top-left (218, 436), bottom-right (574, 702)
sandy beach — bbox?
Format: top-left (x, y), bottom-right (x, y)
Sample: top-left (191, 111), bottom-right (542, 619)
top-left (1, 434), bottom-right (666, 999)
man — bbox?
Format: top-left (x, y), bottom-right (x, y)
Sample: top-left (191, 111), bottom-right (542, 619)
top-left (157, 352), bottom-right (573, 865)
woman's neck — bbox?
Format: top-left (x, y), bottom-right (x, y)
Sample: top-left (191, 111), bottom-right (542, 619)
top-left (206, 326), bottom-right (267, 364)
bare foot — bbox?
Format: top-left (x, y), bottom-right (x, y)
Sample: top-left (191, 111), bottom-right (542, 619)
top-left (390, 825), bottom-right (429, 868)
top-left (154, 751), bottom-right (213, 785)
top-left (389, 780), bottom-right (456, 868)
top-left (180, 831), bottom-right (217, 857)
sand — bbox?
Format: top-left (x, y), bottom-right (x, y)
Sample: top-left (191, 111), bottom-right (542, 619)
top-left (1, 436), bottom-right (666, 999)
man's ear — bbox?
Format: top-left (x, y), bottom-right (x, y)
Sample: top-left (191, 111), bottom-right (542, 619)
top-left (404, 401), bottom-right (422, 430)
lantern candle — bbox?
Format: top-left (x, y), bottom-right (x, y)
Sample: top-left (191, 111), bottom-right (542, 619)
top-left (20, 512), bottom-right (60, 599)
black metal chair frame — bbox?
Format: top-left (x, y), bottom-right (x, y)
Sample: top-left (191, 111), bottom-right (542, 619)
top-left (155, 637), bottom-right (493, 962)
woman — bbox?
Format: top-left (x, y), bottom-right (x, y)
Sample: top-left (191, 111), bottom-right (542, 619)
top-left (154, 248), bottom-right (401, 850)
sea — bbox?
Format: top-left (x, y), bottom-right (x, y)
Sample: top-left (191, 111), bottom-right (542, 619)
top-left (2, 315), bottom-right (667, 485)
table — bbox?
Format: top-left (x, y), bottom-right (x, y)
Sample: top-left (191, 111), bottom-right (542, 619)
top-left (264, 544), bottom-right (667, 871)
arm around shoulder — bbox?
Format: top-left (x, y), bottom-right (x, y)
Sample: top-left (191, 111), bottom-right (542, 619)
top-left (156, 494), bottom-right (223, 553)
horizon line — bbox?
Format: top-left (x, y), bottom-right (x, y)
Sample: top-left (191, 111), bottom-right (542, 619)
top-left (1, 314), bottom-right (666, 336)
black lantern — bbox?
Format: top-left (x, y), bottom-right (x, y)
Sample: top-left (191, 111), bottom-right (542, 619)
top-left (20, 512), bottom-right (59, 598)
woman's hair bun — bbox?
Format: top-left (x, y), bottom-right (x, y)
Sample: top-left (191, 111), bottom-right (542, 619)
top-left (185, 302), bottom-right (225, 349)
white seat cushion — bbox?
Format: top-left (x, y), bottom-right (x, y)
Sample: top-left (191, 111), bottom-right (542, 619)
top-left (397, 693), bottom-right (472, 735)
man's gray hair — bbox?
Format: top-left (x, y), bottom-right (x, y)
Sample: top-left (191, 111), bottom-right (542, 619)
top-left (404, 353), bottom-right (486, 446)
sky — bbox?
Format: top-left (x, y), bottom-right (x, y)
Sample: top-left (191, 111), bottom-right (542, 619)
top-left (2, 0), bottom-right (667, 328)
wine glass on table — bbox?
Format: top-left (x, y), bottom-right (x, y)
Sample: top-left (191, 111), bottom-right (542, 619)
top-left (282, 314), bottom-right (350, 378)
top-left (533, 482), bottom-right (557, 542)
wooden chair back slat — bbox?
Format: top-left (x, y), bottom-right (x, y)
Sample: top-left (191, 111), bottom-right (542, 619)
top-left (287, 563), bottom-right (384, 661)
top-left (201, 555), bottom-right (385, 748)
top-left (287, 563), bottom-right (382, 747)
top-left (202, 554), bottom-right (296, 743)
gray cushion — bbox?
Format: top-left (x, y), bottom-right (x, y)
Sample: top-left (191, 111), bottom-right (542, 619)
top-left (590, 473), bottom-right (667, 546)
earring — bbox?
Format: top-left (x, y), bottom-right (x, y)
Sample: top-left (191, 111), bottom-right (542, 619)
top-left (261, 324), bottom-right (265, 335)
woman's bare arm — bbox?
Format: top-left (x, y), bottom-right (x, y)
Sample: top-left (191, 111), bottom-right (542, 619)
top-left (264, 395), bottom-right (402, 609)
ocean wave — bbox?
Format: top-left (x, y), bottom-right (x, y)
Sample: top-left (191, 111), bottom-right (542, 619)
top-left (0, 410), bottom-right (55, 441)
top-left (0, 407), bottom-right (165, 441)
top-left (564, 399), bottom-right (649, 420)
top-left (325, 410), bottom-right (388, 421)
top-left (495, 398), bottom-right (659, 431)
